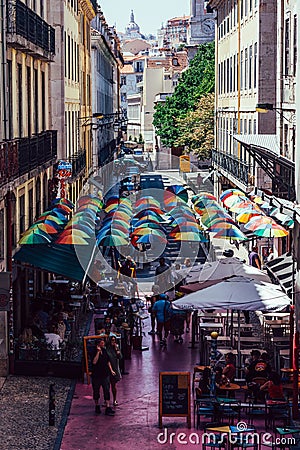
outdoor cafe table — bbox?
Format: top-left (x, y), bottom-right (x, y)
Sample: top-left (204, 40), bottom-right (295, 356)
top-left (275, 427), bottom-right (300, 449)
top-left (218, 383), bottom-right (241, 396)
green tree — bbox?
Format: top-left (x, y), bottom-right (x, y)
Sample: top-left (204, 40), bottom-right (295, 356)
top-left (174, 93), bottom-right (214, 159)
top-left (153, 42), bottom-right (215, 148)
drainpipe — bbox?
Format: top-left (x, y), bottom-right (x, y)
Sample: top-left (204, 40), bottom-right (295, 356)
top-left (0, 0), bottom-right (8, 140)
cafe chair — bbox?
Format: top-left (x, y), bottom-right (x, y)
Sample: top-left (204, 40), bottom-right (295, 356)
top-left (247, 401), bottom-right (265, 425)
top-left (202, 430), bottom-right (227, 450)
top-left (195, 397), bottom-right (218, 429)
top-left (266, 403), bottom-right (291, 431)
top-left (215, 400), bottom-right (241, 424)
top-left (231, 433), bottom-right (259, 450)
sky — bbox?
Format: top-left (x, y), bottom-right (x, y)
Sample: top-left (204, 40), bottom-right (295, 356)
top-left (99, 0), bottom-right (190, 36)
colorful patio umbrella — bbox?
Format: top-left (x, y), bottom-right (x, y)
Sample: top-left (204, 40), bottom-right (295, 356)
top-left (230, 201), bottom-right (259, 213)
top-left (207, 222), bottom-right (237, 232)
top-left (55, 235), bottom-right (89, 245)
top-left (136, 234), bottom-right (167, 244)
top-left (52, 207), bottom-right (69, 217)
top-left (208, 217), bottom-right (236, 227)
top-left (166, 185), bottom-right (188, 202)
top-left (58, 229), bottom-right (91, 239)
top-left (19, 231), bottom-right (52, 245)
top-left (134, 214), bottom-right (164, 223)
top-left (54, 203), bottom-right (73, 213)
top-left (223, 195), bottom-right (248, 209)
top-left (236, 210), bottom-right (263, 224)
top-left (135, 205), bottom-right (165, 215)
top-left (172, 231), bottom-right (207, 242)
top-left (30, 223), bottom-right (59, 234)
top-left (244, 216), bottom-right (277, 231)
top-left (132, 228), bottom-right (165, 237)
top-left (52, 198), bottom-right (75, 209)
top-left (64, 223), bottom-right (95, 235)
top-left (170, 224), bottom-right (203, 234)
top-left (98, 235), bottom-right (128, 247)
top-left (135, 196), bottom-right (160, 208)
top-left (201, 212), bottom-right (232, 227)
top-left (133, 222), bottom-right (166, 231)
top-left (252, 223), bottom-right (289, 238)
top-left (220, 189), bottom-right (245, 201)
top-left (213, 227), bottom-right (247, 241)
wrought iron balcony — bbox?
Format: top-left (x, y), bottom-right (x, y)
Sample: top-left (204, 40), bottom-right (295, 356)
top-left (70, 151), bottom-right (86, 178)
top-left (0, 130), bottom-right (57, 187)
top-left (212, 149), bottom-right (251, 187)
top-left (6, 0), bottom-right (55, 57)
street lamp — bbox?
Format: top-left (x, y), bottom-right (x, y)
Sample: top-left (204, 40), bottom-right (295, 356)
top-left (210, 331), bottom-right (218, 396)
top-left (256, 103), bottom-right (296, 123)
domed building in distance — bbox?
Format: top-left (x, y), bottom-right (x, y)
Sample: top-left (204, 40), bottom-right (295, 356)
top-left (124, 10), bottom-right (144, 39)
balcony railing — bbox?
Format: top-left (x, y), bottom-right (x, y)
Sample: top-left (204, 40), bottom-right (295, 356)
top-left (0, 130), bottom-right (57, 187)
top-left (6, 0), bottom-right (55, 55)
top-left (212, 149), bottom-right (251, 187)
top-left (70, 151), bottom-right (86, 178)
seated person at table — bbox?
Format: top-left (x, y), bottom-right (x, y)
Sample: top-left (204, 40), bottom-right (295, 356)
top-left (196, 368), bottom-right (211, 398)
top-left (246, 351), bottom-right (271, 382)
top-left (260, 371), bottom-right (284, 400)
top-left (19, 322), bottom-right (36, 345)
top-left (45, 324), bottom-right (63, 350)
top-left (245, 350), bottom-right (261, 382)
top-left (215, 366), bottom-right (223, 387)
top-left (222, 353), bottom-right (236, 382)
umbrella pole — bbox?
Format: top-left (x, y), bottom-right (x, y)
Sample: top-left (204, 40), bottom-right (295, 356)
top-left (237, 310), bottom-right (241, 378)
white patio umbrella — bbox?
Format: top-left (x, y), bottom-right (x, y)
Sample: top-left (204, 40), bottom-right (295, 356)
top-left (173, 276), bottom-right (291, 368)
top-left (172, 276), bottom-right (290, 311)
top-left (179, 257), bottom-right (270, 284)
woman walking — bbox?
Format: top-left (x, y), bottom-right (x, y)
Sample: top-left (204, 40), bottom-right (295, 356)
top-left (106, 335), bottom-right (122, 406)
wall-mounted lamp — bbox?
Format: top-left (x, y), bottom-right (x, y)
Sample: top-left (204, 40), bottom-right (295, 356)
top-left (256, 103), bottom-right (295, 123)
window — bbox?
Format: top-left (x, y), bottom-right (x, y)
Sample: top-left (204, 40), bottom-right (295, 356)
top-left (41, 71), bottom-right (45, 131)
top-left (226, 58), bottom-right (230, 93)
top-left (136, 75), bottom-right (143, 83)
top-left (249, 45), bottom-right (253, 89)
top-left (233, 54), bottom-right (236, 92)
top-left (172, 58), bottom-right (178, 66)
top-left (244, 118), bottom-right (247, 134)
top-left (284, 124), bottom-right (289, 157)
top-left (230, 57), bottom-right (233, 92)
top-left (40, 0), bottom-right (44, 18)
top-left (244, 48), bottom-right (248, 90)
top-left (19, 194), bottom-right (25, 235)
top-left (253, 119), bottom-right (257, 134)
top-left (254, 43), bottom-right (257, 88)
top-left (121, 93), bottom-right (127, 102)
top-left (248, 119), bottom-right (252, 134)
top-left (120, 76), bottom-right (126, 86)
top-left (241, 0), bottom-right (244, 20)
top-left (240, 50), bottom-right (243, 90)
top-left (294, 15), bottom-right (297, 77)
top-left (36, 178), bottom-right (41, 219)
top-left (0, 211), bottom-right (3, 259)
top-left (18, 64), bottom-right (22, 137)
top-left (27, 66), bottom-right (31, 136)
top-left (68, 35), bottom-right (71, 79)
top-left (28, 188), bottom-right (33, 226)
top-left (285, 18), bottom-right (290, 76)
top-left (249, 0), bottom-right (252, 13)
top-left (7, 60), bottom-right (13, 139)
top-left (34, 68), bottom-right (38, 134)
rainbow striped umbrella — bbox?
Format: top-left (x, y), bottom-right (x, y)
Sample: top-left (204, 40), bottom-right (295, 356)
top-left (213, 227), bottom-right (247, 241)
top-left (223, 195), bottom-right (248, 209)
top-left (172, 231), bottom-right (208, 242)
top-left (230, 201), bottom-right (259, 213)
top-left (252, 223), bottom-right (289, 238)
top-left (236, 209), bottom-right (263, 224)
top-left (19, 230), bottom-right (52, 244)
top-left (220, 189), bottom-right (245, 201)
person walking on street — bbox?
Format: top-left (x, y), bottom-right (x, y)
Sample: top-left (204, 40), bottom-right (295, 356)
top-left (148, 285), bottom-right (160, 335)
top-left (248, 246), bottom-right (261, 270)
top-left (155, 257), bottom-right (171, 293)
top-left (106, 336), bottom-right (122, 406)
top-left (152, 294), bottom-right (172, 346)
top-left (91, 337), bottom-right (116, 416)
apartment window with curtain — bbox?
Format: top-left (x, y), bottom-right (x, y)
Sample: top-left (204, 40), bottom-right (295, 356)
top-left (293, 15), bottom-right (297, 77)
top-left (254, 43), bottom-right (257, 88)
top-left (285, 18), bottom-right (290, 76)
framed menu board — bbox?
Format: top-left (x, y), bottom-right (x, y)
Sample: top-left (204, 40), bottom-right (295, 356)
top-left (159, 372), bottom-right (191, 428)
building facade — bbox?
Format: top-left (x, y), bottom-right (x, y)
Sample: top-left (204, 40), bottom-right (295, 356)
top-left (91, 9), bottom-right (123, 168)
top-left (210, 0), bottom-right (278, 196)
top-left (50, 0), bottom-right (96, 205)
top-left (157, 16), bottom-right (190, 50)
top-left (0, 0), bottom-right (57, 375)
top-left (187, 0), bottom-right (215, 58)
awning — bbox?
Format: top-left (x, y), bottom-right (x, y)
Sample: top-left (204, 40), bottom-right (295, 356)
top-left (13, 244), bottom-right (93, 281)
top-left (266, 252), bottom-right (294, 298)
top-left (233, 134), bottom-right (280, 156)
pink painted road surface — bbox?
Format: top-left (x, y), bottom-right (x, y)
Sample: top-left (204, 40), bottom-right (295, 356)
top-left (60, 316), bottom-right (280, 450)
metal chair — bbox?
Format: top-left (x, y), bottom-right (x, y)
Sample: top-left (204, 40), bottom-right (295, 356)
top-left (195, 397), bottom-right (218, 429)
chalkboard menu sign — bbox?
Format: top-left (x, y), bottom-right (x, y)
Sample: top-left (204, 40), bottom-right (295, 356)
top-left (159, 372), bottom-right (191, 428)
